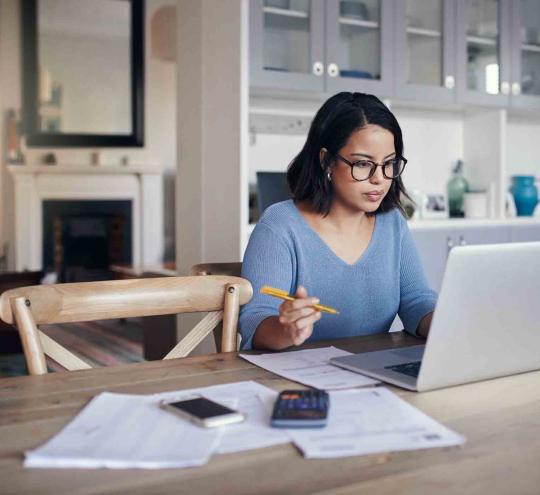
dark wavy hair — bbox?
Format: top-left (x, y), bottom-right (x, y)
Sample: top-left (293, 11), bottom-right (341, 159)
top-left (287, 92), bottom-right (409, 216)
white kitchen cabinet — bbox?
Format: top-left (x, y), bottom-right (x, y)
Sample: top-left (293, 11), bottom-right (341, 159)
top-left (509, 224), bottom-right (540, 241)
top-left (410, 229), bottom-right (453, 292)
top-left (411, 225), bottom-right (511, 291)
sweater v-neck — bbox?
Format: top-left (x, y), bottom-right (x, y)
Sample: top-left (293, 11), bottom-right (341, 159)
top-left (288, 200), bottom-right (380, 268)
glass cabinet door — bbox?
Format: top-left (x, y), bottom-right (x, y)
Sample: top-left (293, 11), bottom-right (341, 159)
top-left (456, 0), bottom-right (512, 105)
top-left (509, 0), bottom-right (540, 108)
top-left (325, 0), bottom-right (393, 95)
top-left (250, 0), bottom-right (325, 92)
top-left (394, 0), bottom-right (456, 102)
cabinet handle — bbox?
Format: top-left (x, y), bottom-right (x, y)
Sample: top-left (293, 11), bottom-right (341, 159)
top-left (459, 235), bottom-right (467, 246)
top-left (512, 82), bottom-right (521, 96)
top-left (444, 75), bottom-right (455, 89)
top-left (501, 81), bottom-right (510, 95)
top-left (446, 236), bottom-right (455, 256)
top-left (327, 63), bottom-right (339, 78)
top-left (312, 61), bottom-right (324, 76)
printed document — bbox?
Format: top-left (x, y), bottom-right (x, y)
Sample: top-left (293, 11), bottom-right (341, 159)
top-left (240, 347), bottom-right (379, 389)
top-left (25, 392), bottom-right (221, 469)
top-left (287, 387), bottom-right (466, 458)
top-left (25, 381), bottom-right (287, 469)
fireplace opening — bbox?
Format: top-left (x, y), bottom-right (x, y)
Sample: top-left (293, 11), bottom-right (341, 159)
top-left (43, 200), bottom-right (132, 282)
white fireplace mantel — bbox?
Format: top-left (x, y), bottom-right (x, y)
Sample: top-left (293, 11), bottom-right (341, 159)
top-left (8, 164), bottom-right (164, 272)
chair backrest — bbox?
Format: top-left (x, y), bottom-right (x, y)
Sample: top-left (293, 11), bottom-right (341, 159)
top-left (190, 263), bottom-right (243, 351)
top-left (0, 275), bottom-right (252, 376)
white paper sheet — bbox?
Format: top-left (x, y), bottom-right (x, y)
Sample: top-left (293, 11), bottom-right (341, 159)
top-left (287, 388), bottom-right (466, 459)
top-left (25, 381), bottom-right (288, 469)
top-left (25, 392), bottom-right (221, 469)
top-left (240, 347), bottom-right (379, 390)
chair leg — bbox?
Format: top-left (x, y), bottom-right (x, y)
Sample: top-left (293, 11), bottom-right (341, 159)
top-left (12, 297), bottom-right (48, 376)
top-left (222, 283), bottom-right (240, 352)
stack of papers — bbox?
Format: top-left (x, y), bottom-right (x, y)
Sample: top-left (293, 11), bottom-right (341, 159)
top-left (25, 363), bottom-right (466, 468)
top-left (25, 392), bottom-right (221, 469)
top-left (26, 381), bottom-right (288, 469)
top-left (240, 347), bottom-right (379, 390)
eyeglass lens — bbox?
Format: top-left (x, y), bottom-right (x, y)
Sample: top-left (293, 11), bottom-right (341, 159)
top-left (352, 159), bottom-right (406, 181)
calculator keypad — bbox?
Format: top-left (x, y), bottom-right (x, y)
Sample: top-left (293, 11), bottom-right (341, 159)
top-left (273, 390), bottom-right (329, 420)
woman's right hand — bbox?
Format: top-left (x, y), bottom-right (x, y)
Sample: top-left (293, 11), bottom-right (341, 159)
top-left (278, 285), bottom-right (321, 346)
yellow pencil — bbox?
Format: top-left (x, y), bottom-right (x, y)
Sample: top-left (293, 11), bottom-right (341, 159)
top-left (260, 285), bottom-right (339, 315)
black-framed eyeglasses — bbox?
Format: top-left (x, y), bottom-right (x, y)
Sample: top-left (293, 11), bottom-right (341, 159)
top-left (334, 153), bottom-right (408, 181)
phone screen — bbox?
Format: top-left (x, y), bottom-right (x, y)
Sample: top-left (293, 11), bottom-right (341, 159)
top-left (168, 398), bottom-right (235, 419)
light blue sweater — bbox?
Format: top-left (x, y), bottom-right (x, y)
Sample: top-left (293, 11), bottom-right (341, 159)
top-left (239, 200), bottom-right (437, 350)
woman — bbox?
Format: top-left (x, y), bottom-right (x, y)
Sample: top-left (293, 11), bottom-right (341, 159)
top-left (239, 92), bottom-right (437, 350)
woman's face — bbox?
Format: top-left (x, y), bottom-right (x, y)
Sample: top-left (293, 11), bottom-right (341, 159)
top-left (326, 124), bottom-right (395, 214)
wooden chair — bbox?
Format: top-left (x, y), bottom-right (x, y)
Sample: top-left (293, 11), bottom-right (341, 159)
top-left (190, 263), bottom-right (244, 352)
top-left (0, 276), bottom-right (252, 376)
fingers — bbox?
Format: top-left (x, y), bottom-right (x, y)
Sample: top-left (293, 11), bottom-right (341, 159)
top-left (277, 285), bottom-right (322, 346)
top-left (291, 313), bottom-right (320, 345)
top-left (281, 295), bottom-right (319, 313)
top-left (295, 285), bottom-right (308, 298)
top-left (294, 311), bottom-right (321, 332)
top-left (279, 305), bottom-right (318, 325)
top-left (281, 310), bottom-right (321, 346)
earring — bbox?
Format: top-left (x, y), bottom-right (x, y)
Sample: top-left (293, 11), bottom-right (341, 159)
top-left (326, 171), bottom-right (332, 182)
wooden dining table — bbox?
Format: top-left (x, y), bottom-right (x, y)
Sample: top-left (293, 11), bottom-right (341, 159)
top-left (1, 331), bottom-right (540, 495)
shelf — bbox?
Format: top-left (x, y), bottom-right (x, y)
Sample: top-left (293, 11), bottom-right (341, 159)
top-left (466, 35), bottom-right (497, 47)
top-left (522, 43), bottom-right (540, 53)
top-left (407, 26), bottom-right (442, 38)
top-left (339, 17), bottom-right (379, 29)
top-left (7, 164), bottom-right (162, 175)
top-left (263, 6), bottom-right (308, 19)
top-left (408, 216), bottom-right (540, 231)
top-left (247, 217), bottom-right (540, 237)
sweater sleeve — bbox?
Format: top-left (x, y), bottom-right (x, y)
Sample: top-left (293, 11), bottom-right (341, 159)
top-left (398, 221), bottom-right (438, 336)
top-left (239, 222), bottom-right (295, 350)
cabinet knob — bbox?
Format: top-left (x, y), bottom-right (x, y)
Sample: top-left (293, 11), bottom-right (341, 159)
top-left (446, 236), bottom-right (455, 255)
top-left (312, 61), bottom-right (324, 76)
top-left (501, 81), bottom-right (510, 95)
top-left (512, 82), bottom-right (521, 96)
top-left (444, 75), bottom-right (455, 89)
top-left (327, 63), bottom-right (339, 78)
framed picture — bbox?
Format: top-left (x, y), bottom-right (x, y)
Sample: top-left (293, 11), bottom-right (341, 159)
top-left (420, 193), bottom-right (449, 219)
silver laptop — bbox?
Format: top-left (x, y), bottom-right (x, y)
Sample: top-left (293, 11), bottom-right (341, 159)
top-left (330, 242), bottom-right (540, 392)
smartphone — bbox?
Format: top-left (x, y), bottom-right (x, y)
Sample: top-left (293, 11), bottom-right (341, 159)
top-left (159, 396), bottom-right (246, 428)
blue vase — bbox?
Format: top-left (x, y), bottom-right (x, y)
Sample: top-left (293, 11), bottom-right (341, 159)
top-left (510, 175), bottom-right (538, 216)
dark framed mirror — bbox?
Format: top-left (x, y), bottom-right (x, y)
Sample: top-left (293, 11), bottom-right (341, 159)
top-left (21, 0), bottom-right (144, 147)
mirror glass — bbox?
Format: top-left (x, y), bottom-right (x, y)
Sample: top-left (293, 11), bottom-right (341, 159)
top-left (38, 0), bottom-right (131, 135)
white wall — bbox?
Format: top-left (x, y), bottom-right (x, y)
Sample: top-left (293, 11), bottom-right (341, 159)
top-left (394, 107), bottom-right (464, 194)
top-left (248, 106), bottom-right (464, 197)
top-left (506, 116), bottom-right (540, 177)
top-left (0, 0), bottom-right (21, 270)
top-left (0, 0), bottom-right (177, 268)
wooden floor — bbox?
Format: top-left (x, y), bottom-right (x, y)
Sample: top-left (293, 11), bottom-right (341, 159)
top-left (0, 318), bottom-right (144, 377)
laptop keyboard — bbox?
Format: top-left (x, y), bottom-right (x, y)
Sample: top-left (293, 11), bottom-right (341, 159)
top-left (384, 361), bottom-right (421, 378)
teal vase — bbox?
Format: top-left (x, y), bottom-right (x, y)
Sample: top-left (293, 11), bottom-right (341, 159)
top-left (447, 160), bottom-right (469, 218)
top-left (510, 176), bottom-right (538, 216)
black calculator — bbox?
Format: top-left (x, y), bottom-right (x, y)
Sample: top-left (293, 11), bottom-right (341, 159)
top-left (271, 389), bottom-right (329, 428)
